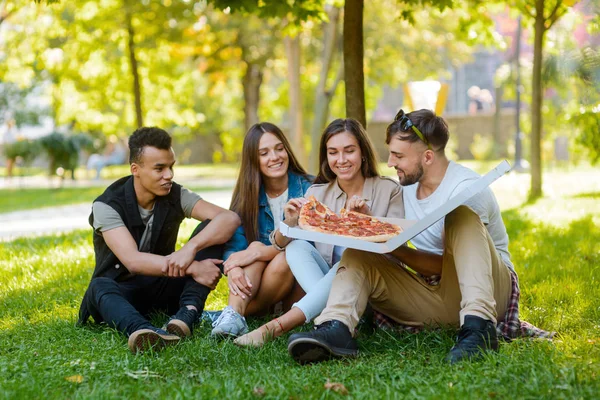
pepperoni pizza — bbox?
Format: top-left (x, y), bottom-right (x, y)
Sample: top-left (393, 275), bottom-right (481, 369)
top-left (298, 196), bottom-right (402, 242)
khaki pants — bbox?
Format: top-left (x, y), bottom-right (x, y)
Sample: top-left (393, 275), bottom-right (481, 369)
top-left (314, 206), bottom-right (512, 333)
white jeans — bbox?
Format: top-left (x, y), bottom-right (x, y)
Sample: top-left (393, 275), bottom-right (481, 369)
top-left (286, 240), bottom-right (339, 322)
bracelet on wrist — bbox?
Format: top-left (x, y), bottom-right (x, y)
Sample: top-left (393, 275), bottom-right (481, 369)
top-left (269, 229), bottom-right (287, 251)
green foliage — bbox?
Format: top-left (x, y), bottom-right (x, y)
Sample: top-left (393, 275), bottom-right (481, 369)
top-left (209, 0), bottom-right (327, 22)
top-left (69, 133), bottom-right (96, 154)
top-left (39, 132), bottom-right (79, 175)
top-left (570, 106), bottom-right (600, 164)
top-left (0, 0), bottom-right (512, 165)
top-left (2, 138), bottom-right (40, 164)
top-left (38, 132), bottom-right (95, 176)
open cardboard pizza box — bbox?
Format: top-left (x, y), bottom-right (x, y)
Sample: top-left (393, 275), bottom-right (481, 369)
top-left (279, 160), bottom-right (511, 254)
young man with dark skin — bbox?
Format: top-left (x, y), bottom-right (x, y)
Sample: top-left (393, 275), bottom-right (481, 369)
top-left (78, 127), bottom-right (240, 353)
top-left (287, 109), bottom-right (523, 364)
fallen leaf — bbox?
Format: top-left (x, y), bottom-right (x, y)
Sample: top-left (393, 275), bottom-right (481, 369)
top-left (324, 379), bottom-right (348, 395)
top-left (65, 375), bottom-right (84, 383)
top-left (252, 387), bottom-right (265, 397)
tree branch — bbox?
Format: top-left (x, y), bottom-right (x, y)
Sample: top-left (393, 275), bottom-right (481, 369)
top-left (546, 4), bottom-right (568, 30)
top-left (544, 0), bottom-right (563, 28)
top-left (0, 5), bottom-right (14, 26)
top-left (523, 3), bottom-right (536, 19)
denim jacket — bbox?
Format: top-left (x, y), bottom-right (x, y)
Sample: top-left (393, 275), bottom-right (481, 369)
top-left (224, 171), bottom-right (313, 260)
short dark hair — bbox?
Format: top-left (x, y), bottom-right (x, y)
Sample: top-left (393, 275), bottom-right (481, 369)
top-left (385, 109), bottom-right (449, 152)
top-left (128, 127), bottom-right (172, 164)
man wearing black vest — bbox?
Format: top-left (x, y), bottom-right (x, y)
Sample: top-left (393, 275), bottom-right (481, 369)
top-left (78, 127), bottom-right (240, 353)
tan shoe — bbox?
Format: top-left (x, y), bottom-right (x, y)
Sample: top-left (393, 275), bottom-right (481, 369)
top-left (234, 320), bottom-right (282, 347)
top-left (166, 319), bottom-right (192, 338)
top-left (127, 328), bottom-right (180, 353)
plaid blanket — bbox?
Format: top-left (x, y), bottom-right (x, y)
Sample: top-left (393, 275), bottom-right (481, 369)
top-left (372, 267), bottom-right (555, 340)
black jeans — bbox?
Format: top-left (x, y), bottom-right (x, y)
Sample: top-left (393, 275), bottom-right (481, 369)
top-left (81, 220), bottom-right (223, 336)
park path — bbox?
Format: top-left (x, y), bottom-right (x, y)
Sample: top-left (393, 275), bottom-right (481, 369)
top-left (1, 177), bottom-right (235, 241)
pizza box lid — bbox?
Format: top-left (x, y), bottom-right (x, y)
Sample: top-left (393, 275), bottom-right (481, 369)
top-left (279, 160), bottom-right (511, 254)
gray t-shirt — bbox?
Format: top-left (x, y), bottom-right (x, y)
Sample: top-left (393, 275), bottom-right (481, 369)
top-left (92, 187), bottom-right (202, 252)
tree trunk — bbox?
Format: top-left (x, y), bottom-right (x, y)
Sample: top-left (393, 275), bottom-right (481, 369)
top-left (343, 0), bottom-right (366, 128)
top-left (125, 3), bottom-right (143, 128)
top-left (530, 0), bottom-right (545, 200)
top-left (242, 62), bottom-right (263, 133)
top-left (493, 86), bottom-right (503, 158)
top-left (310, 6), bottom-right (341, 173)
top-left (285, 34), bottom-right (305, 166)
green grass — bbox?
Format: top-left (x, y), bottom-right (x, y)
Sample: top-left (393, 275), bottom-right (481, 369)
top-left (0, 187), bottom-right (106, 214)
top-left (1, 166), bottom-right (600, 398)
top-left (0, 163), bottom-right (239, 214)
top-left (0, 185), bottom-right (232, 214)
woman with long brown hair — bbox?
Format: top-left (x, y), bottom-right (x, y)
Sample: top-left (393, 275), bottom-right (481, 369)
top-left (234, 118), bottom-right (404, 346)
top-left (210, 122), bottom-right (312, 338)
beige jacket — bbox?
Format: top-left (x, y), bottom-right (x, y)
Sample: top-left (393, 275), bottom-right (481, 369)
top-left (304, 176), bottom-right (404, 266)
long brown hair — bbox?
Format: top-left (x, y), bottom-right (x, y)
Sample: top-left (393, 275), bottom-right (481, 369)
top-left (314, 118), bottom-right (379, 184)
top-left (230, 122), bottom-right (308, 243)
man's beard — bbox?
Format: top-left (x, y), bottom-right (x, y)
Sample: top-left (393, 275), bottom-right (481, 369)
top-left (399, 163), bottom-right (424, 186)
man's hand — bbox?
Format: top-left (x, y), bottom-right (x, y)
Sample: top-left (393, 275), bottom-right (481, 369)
top-left (222, 248), bottom-right (260, 275)
top-left (227, 267), bottom-right (252, 299)
top-left (283, 197), bottom-right (308, 226)
top-left (186, 259), bottom-right (222, 289)
top-left (163, 244), bottom-right (197, 277)
top-left (347, 195), bottom-right (370, 215)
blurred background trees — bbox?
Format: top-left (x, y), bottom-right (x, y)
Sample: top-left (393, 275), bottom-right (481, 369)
top-left (1, 0), bottom-right (598, 196)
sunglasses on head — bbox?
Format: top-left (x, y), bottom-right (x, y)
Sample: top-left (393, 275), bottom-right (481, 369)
top-left (394, 109), bottom-right (432, 150)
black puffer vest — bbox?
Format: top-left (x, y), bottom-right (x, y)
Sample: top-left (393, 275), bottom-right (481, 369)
top-left (78, 176), bottom-right (185, 324)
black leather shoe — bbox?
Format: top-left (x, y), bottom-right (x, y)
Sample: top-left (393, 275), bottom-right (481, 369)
top-left (288, 320), bottom-right (358, 364)
top-left (446, 315), bottom-right (499, 364)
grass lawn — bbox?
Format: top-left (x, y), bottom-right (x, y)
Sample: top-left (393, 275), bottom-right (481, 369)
top-left (0, 163), bottom-right (239, 214)
top-left (0, 185), bottom-right (230, 215)
top-left (1, 167), bottom-right (599, 398)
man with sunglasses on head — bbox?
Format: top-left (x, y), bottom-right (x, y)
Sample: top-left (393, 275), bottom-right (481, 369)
top-left (288, 109), bottom-right (522, 364)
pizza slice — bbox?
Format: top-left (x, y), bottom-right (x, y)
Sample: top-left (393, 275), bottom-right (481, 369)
top-left (299, 196), bottom-right (337, 230)
top-left (339, 209), bottom-right (403, 242)
top-left (298, 198), bottom-right (402, 243)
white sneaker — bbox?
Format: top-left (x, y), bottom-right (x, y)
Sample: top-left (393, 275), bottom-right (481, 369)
top-left (210, 306), bottom-right (249, 338)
